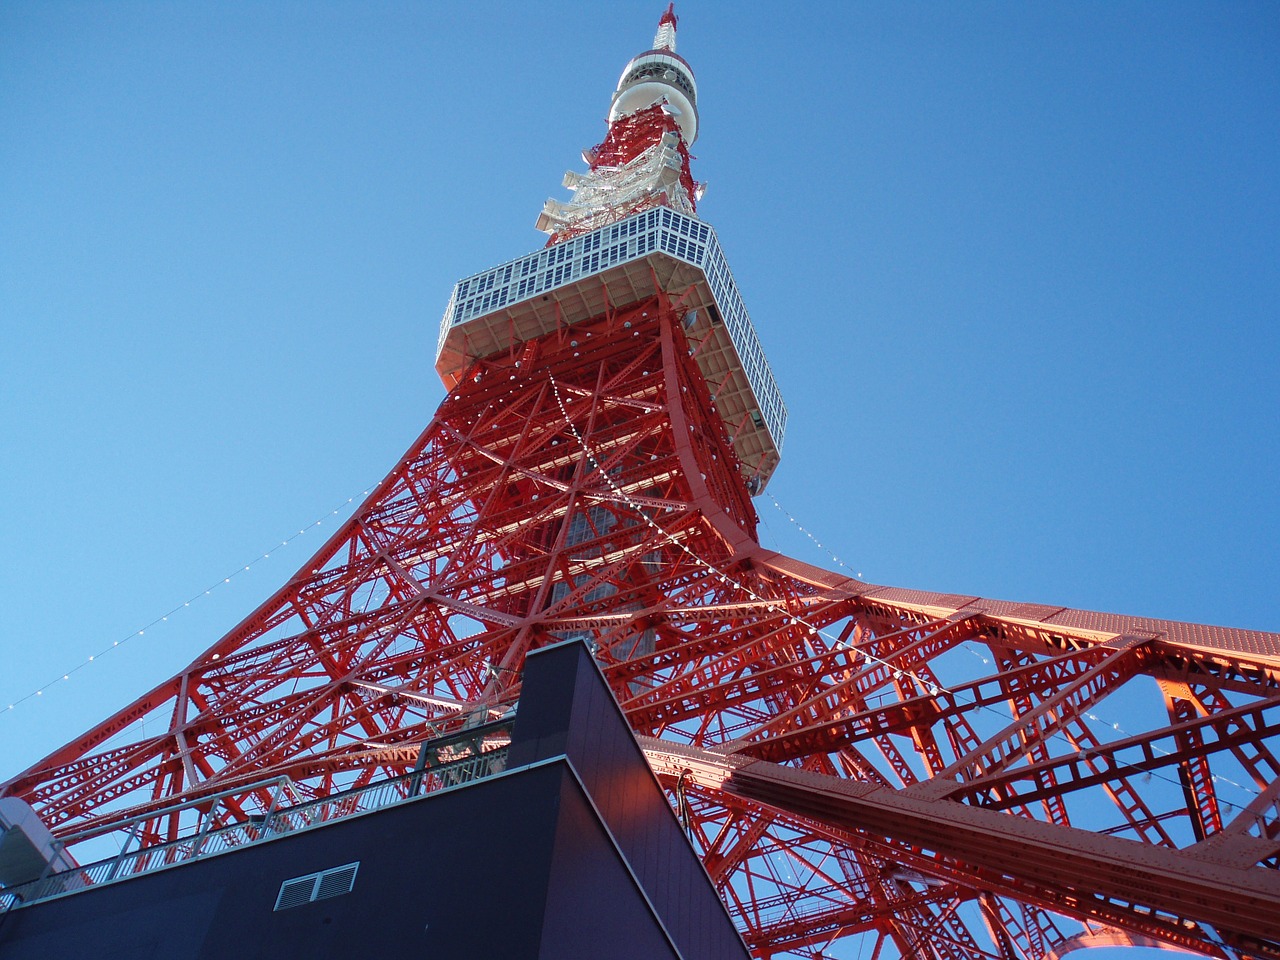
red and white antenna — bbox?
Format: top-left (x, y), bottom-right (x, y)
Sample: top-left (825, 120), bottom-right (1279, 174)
top-left (653, 3), bottom-right (678, 52)
top-left (536, 5), bottom-right (705, 243)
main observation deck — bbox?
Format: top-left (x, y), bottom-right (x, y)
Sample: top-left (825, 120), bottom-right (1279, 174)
top-left (436, 207), bottom-right (786, 490)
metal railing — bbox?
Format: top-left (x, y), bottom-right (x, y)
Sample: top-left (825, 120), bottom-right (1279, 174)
top-left (0, 743), bottom-right (508, 913)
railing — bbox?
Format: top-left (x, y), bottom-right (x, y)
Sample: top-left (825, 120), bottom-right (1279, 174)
top-left (0, 743), bottom-right (509, 914)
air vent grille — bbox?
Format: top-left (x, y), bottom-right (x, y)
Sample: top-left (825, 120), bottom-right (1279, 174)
top-left (274, 861), bottom-right (360, 911)
top-left (275, 877), bottom-right (317, 911)
top-left (315, 863), bottom-right (359, 901)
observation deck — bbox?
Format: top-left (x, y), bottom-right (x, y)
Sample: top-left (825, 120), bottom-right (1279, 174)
top-left (437, 207), bottom-right (786, 490)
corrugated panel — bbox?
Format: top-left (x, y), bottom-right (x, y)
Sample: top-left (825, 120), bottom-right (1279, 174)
top-left (865, 587), bottom-right (980, 612)
top-left (963, 599), bottom-right (1068, 622)
top-left (859, 585), bottom-right (1280, 663)
top-left (1044, 609), bottom-right (1280, 659)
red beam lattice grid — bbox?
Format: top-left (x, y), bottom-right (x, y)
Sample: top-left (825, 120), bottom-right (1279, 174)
top-left (4, 295), bottom-right (1279, 960)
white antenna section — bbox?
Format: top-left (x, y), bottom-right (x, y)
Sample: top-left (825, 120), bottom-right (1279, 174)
top-left (536, 5), bottom-right (702, 243)
top-left (653, 4), bottom-right (678, 52)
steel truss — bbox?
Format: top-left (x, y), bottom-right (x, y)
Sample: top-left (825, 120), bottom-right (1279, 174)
top-left (4, 295), bottom-right (1279, 959)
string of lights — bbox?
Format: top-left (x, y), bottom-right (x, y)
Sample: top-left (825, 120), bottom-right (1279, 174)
top-left (765, 491), bottom-right (863, 581)
top-left (760, 474), bottom-right (1266, 811)
top-left (550, 373), bottom-right (1265, 820)
top-left (2, 487), bottom-right (380, 719)
top-left (7, 367), bottom-right (1263, 835)
top-left (548, 374), bottom-right (943, 696)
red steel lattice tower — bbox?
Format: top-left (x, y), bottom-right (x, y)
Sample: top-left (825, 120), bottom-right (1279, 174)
top-left (4, 9), bottom-right (1279, 959)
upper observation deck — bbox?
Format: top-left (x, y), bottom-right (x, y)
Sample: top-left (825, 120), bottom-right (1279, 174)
top-left (436, 207), bottom-right (786, 490)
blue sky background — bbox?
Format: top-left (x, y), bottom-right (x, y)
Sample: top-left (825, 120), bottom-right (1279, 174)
top-left (1, 3), bottom-right (1277, 945)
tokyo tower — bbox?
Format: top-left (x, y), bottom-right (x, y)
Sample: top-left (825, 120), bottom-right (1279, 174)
top-left (3, 8), bottom-right (1278, 959)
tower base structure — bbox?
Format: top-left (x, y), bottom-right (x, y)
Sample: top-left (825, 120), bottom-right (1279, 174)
top-left (4, 290), bottom-right (1279, 960)
top-left (0, 642), bottom-right (749, 960)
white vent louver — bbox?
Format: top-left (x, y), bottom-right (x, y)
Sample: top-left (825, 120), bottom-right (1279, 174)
top-left (273, 861), bottom-right (360, 911)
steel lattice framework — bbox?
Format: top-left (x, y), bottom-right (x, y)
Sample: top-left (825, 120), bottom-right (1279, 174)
top-left (5, 294), bottom-right (1279, 959)
top-left (4, 8), bottom-right (1280, 960)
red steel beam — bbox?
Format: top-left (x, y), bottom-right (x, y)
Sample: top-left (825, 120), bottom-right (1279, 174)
top-left (644, 737), bottom-right (1280, 958)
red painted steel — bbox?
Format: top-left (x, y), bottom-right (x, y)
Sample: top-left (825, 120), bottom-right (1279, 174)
top-left (4, 7), bottom-right (1280, 952)
top-left (4, 293), bottom-right (1278, 959)
top-left (548, 101), bottom-right (699, 246)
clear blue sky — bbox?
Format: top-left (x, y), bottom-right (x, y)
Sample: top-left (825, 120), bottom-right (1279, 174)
top-left (1, 2), bottom-right (1276, 951)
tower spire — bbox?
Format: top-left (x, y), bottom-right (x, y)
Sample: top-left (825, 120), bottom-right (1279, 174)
top-left (535, 6), bottom-right (702, 243)
top-left (653, 3), bottom-right (678, 52)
